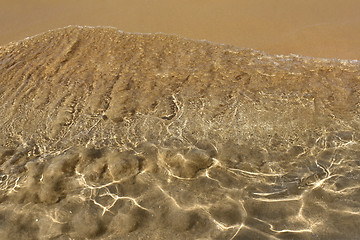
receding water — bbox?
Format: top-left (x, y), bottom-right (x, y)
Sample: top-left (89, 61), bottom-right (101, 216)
top-left (0, 26), bottom-right (359, 239)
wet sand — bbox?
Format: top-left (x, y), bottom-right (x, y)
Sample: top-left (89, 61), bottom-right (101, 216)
top-left (0, 0), bottom-right (360, 60)
top-left (0, 26), bottom-right (359, 239)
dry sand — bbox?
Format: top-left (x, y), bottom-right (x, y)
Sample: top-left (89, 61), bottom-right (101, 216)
top-left (0, 26), bottom-right (359, 239)
top-left (0, 0), bottom-right (360, 60)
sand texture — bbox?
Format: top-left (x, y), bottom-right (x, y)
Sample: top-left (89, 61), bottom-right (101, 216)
top-left (0, 26), bottom-right (360, 239)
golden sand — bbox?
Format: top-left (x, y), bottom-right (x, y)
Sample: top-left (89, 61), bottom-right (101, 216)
top-left (0, 26), bottom-right (359, 239)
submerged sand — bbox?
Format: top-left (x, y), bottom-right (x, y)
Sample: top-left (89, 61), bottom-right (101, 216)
top-left (0, 26), bottom-right (360, 239)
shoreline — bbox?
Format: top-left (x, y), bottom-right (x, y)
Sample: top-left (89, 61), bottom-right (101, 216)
top-left (2, 25), bottom-right (360, 63)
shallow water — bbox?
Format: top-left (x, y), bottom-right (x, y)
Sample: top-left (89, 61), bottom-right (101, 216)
top-left (1, 0), bottom-right (360, 60)
top-left (0, 26), bottom-right (359, 239)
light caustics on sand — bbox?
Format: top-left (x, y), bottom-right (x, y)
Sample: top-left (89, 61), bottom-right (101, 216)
top-left (0, 26), bottom-right (359, 239)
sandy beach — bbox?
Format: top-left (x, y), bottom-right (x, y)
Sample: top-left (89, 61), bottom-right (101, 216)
top-left (0, 26), bottom-right (360, 239)
top-left (0, 1), bottom-right (360, 239)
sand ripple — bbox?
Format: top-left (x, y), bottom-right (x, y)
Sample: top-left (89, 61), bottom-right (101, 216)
top-left (0, 26), bottom-right (359, 239)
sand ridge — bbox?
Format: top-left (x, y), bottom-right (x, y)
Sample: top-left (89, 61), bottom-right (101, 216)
top-left (0, 26), bottom-right (360, 239)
